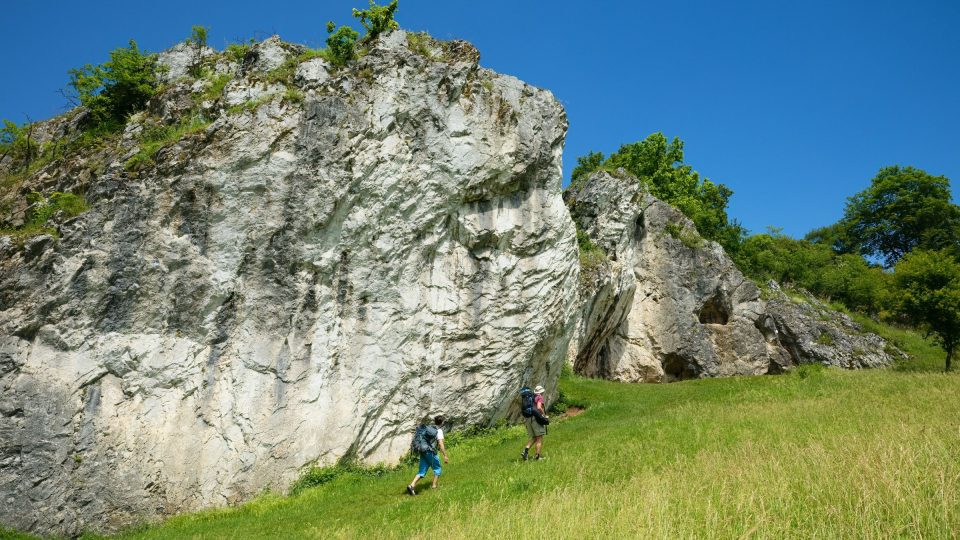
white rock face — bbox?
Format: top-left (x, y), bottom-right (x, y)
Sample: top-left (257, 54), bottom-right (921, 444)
top-left (0, 31), bottom-right (577, 536)
top-left (156, 41), bottom-right (217, 82)
top-left (567, 171), bottom-right (898, 381)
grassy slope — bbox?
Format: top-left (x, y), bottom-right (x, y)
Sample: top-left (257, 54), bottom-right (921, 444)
top-left (77, 319), bottom-right (960, 540)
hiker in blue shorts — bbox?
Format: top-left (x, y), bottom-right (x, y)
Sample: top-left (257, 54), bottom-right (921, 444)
top-left (407, 415), bottom-right (448, 495)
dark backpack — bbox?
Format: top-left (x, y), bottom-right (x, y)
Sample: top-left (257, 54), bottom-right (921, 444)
top-left (411, 424), bottom-right (438, 454)
top-left (520, 387), bottom-right (535, 418)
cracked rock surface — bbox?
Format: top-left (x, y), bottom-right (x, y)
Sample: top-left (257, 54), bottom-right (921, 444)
top-left (566, 170), bottom-right (900, 382)
top-left (0, 31), bottom-right (577, 535)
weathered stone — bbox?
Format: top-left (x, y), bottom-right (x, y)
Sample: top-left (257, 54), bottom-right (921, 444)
top-left (157, 42), bottom-right (217, 82)
top-left (764, 281), bottom-right (904, 368)
top-left (567, 170), bottom-right (900, 381)
top-left (295, 58), bottom-right (331, 86)
top-left (249, 35), bottom-right (300, 73)
top-left (0, 30), bottom-right (577, 536)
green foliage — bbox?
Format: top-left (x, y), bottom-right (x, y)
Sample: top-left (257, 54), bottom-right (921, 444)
top-left (225, 43), bottom-right (251, 64)
top-left (406, 31), bottom-right (433, 58)
top-left (226, 95), bottom-right (275, 115)
top-left (1, 191), bottom-right (89, 239)
top-left (665, 221), bottom-right (703, 249)
top-left (0, 526), bottom-right (37, 540)
top-left (792, 362), bottom-right (826, 379)
top-left (198, 74), bottom-right (232, 103)
top-left (832, 303), bottom-right (944, 372)
top-left (838, 166), bottom-right (960, 267)
top-left (325, 21), bottom-right (360, 67)
top-left (892, 249), bottom-right (960, 371)
top-left (569, 133), bottom-right (746, 254)
top-left (188, 25), bottom-right (208, 49)
top-left (736, 231), bottom-right (891, 316)
top-left (282, 87), bottom-right (305, 104)
top-left (126, 115), bottom-right (211, 170)
top-left (548, 386), bottom-right (589, 415)
top-left (576, 225), bottom-right (607, 276)
top-left (68, 40), bottom-right (159, 128)
top-left (187, 25), bottom-right (209, 77)
top-left (25, 191), bottom-right (88, 227)
top-left (0, 119), bottom-right (36, 170)
top-left (816, 333), bottom-right (835, 346)
top-left (353, 0), bottom-right (399, 41)
top-left (290, 459), bottom-right (394, 496)
top-left (569, 150), bottom-right (605, 187)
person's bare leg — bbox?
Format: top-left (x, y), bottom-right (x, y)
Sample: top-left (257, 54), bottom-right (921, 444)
top-left (408, 474), bottom-right (422, 494)
top-left (534, 436), bottom-right (543, 457)
top-left (432, 473), bottom-right (440, 488)
top-left (522, 435), bottom-right (533, 460)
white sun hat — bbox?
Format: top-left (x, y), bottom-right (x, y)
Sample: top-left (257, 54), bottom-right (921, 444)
top-left (534, 385), bottom-right (545, 394)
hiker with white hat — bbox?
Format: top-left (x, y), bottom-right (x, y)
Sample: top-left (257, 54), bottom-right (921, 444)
top-left (521, 385), bottom-right (549, 461)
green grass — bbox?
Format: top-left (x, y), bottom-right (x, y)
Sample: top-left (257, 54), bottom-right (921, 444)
top-left (0, 527), bottom-right (37, 540)
top-left (197, 74), bottom-right (232, 103)
top-left (225, 95), bottom-right (276, 116)
top-left (125, 115), bottom-right (211, 171)
top-left (827, 301), bottom-right (947, 372)
top-left (79, 344), bottom-right (958, 539)
top-left (665, 220), bottom-right (704, 249)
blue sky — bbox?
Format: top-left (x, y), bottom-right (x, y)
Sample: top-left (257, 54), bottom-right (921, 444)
top-left (3, 0), bottom-right (958, 237)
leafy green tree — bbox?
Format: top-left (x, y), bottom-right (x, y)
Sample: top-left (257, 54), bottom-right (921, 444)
top-left (188, 25), bottom-right (209, 77)
top-left (569, 151), bottom-right (604, 188)
top-left (893, 249), bottom-right (960, 371)
top-left (0, 120), bottom-right (35, 169)
top-left (569, 133), bottom-right (745, 254)
top-left (804, 222), bottom-right (855, 253)
top-left (325, 21), bottom-right (360, 66)
top-left (353, 0), bottom-right (399, 40)
top-left (839, 166), bottom-right (960, 267)
top-left (68, 40), bottom-right (159, 128)
top-left (735, 230), bottom-right (891, 315)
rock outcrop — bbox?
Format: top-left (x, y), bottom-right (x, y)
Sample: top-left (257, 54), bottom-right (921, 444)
top-left (0, 31), bottom-right (577, 535)
top-left (566, 170), bottom-right (900, 381)
top-left (765, 282), bottom-right (903, 368)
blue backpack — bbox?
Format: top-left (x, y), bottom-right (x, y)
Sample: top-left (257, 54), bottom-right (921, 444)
top-left (520, 387), bottom-right (535, 417)
top-left (411, 424), bottom-right (438, 454)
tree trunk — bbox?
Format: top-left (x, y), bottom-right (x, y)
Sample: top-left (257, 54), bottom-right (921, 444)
top-left (946, 348), bottom-right (953, 372)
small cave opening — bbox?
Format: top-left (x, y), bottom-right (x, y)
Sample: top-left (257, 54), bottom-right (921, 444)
top-left (698, 293), bottom-right (730, 325)
top-left (662, 353), bottom-right (698, 382)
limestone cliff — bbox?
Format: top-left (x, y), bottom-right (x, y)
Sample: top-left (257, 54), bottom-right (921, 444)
top-left (0, 31), bottom-right (577, 535)
top-left (566, 170), bottom-right (901, 381)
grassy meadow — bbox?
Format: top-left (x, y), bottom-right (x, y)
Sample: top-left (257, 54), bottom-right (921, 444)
top-left (62, 319), bottom-right (957, 540)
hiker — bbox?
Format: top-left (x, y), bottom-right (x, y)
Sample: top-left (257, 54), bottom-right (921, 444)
top-left (521, 385), bottom-right (549, 461)
top-left (406, 415), bottom-right (448, 495)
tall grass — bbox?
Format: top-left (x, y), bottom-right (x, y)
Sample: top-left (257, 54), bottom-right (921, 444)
top-left (83, 347), bottom-right (959, 539)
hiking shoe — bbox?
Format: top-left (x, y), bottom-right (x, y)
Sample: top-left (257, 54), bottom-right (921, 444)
top-left (534, 454), bottom-right (544, 461)
top-left (406, 485), bottom-right (416, 496)
top-left (521, 448), bottom-right (529, 461)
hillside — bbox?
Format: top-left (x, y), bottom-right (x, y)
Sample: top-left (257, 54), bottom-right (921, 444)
top-left (56, 320), bottom-right (957, 539)
top-left (1, 6), bottom-right (953, 537)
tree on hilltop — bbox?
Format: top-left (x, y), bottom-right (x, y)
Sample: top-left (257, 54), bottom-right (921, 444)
top-left (354, 0), bottom-right (399, 41)
top-left (837, 166), bottom-right (960, 267)
top-left (568, 133), bottom-right (746, 254)
top-left (67, 40), bottom-right (159, 128)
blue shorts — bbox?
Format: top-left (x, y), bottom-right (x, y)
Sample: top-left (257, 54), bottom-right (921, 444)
top-left (417, 451), bottom-right (441, 476)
